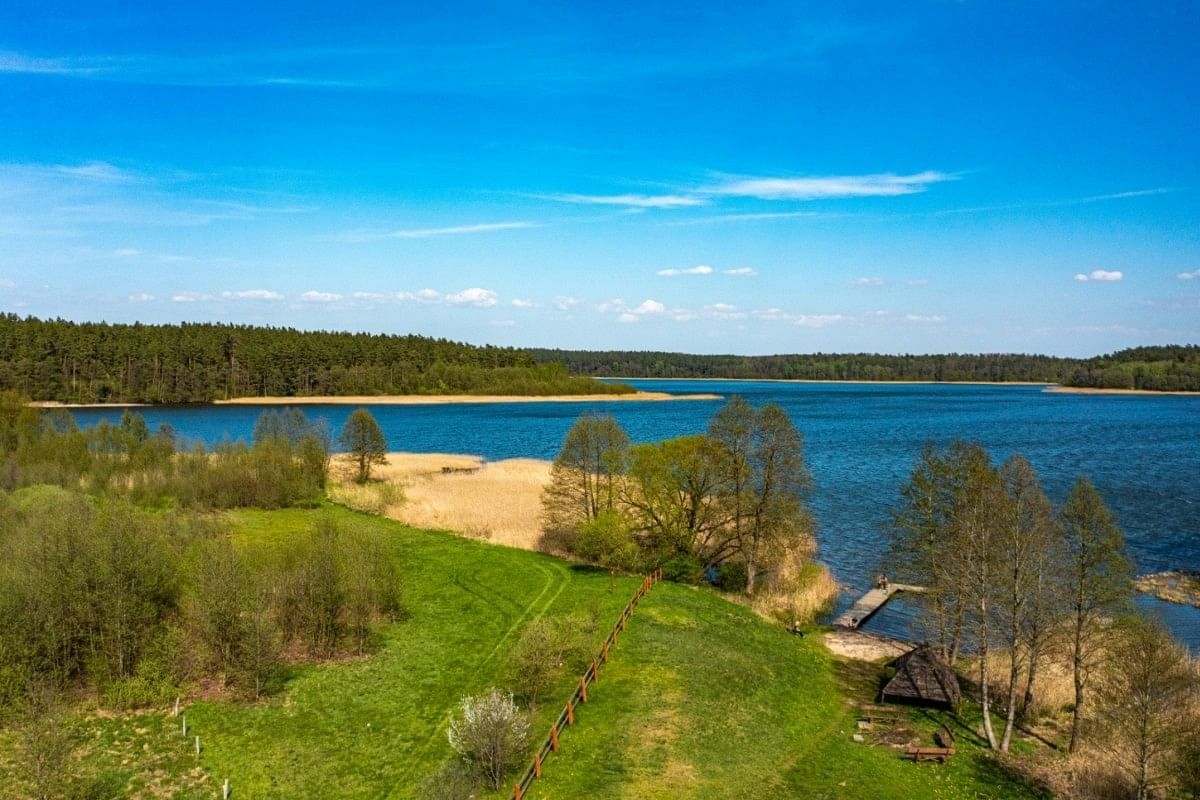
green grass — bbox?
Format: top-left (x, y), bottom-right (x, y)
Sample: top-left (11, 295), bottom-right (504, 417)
top-left (1, 505), bottom-right (1049, 799)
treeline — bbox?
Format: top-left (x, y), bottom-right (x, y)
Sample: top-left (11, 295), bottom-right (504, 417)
top-left (540, 398), bottom-right (816, 601)
top-left (885, 442), bottom-right (1199, 797)
top-left (0, 315), bottom-right (630, 403)
top-left (533, 345), bottom-right (1200, 391)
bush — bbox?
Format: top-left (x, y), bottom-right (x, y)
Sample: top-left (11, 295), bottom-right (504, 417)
top-left (714, 561), bottom-right (749, 593)
top-left (420, 760), bottom-right (481, 800)
top-left (447, 688), bottom-right (531, 791)
top-left (660, 554), bottom-right (703, 584)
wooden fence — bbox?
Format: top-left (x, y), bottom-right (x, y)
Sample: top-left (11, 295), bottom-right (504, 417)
top-left (511, 568), bottom-right (663, 800)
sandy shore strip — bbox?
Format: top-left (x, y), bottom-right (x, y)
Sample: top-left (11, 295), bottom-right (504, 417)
top-left (1042, 385), bottom-right (1200, 397)
top-left (30, 401), bottom-right (148, 408)
top-left (822, 629), bottom-right (914, 661)
top-left (601, 376), bottom-right (1053, 387)
top-left (215, 391), bottom-right (721, 405)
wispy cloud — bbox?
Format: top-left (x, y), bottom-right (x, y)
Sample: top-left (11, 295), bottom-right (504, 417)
top-left (112, 248), bottom-right (142, 257)
top-left (904, 314), bottom-right (945, 323)
top-left (793, 313), bottom-right (851, 328)
top-left (300, 290), bottom-right (343, 303)
top-left (853, 277), bottom-right (886, 287)
top-left (705, 171), bottom-right (955, 200)
top-left (1074, 270), bottom-right (1124, 282)
top-left (0, 51), bottom-right (99, 76)
top-left (656, 265), bottom-right (713, 277)
top-left (511, 298), bottom-right (541, 308)
top-left (723, 267), bottom-right (757, 277)
top-left (552, 296), bottom-right (579, 311)
top-left (541, 193), bottom-right (704, 209)
top-left (221, 289), bottom-right (284, 300)
top-left (1176, 269), bottom-right (1200, 281)
top-left (171, 291), bottom-right (210, 303)
top-left (341, 221), bottom-right (537, 242)
top-left (128, 292), bottom-right (154, 302)
top-left (598, 298), bottom-right (665, 322)
top-left (669, 211), bottom-right (830, 225)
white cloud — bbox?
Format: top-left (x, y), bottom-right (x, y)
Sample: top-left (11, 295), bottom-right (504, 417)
top-left (52, 161), bottom-right (133, 182)
top-left (1176, 269), bottom-right (1200, 280)
top-left (657, 265), bottom-right (714, 277)
top-left (633, 299), bottom-right (665, 315)
top-left (904, 314), bottom-right (946, 323)
top-left (300, 290), bottom-right (343, 303)
top-left (723, 267), bottom-right (757, 277)
top-left (128, 292), bottom-right (154, 302)
top-left (543, 193), bottom-right (705, 209)
top-left (112, 248), bottom-right (141, 257)
top-left (511, 298), bottom-right (540, 308)
top-left (753, 308), bottom-right (791, 321)
top-left (671, 310), bottom-right (700, 322)
top-left (617, 312), bottom-right (639, 323)
top-left (0, 51), bottom-right (92, 75)
top-left (395, 288), bottom-right (442, 303)
top-left (445, 287), bottom-right (497, 308)
top-left (352, 291), bottom-right (388, 302)
top-left (1074, 270), bottom-right (1124, 282)
top-left (853, 277), bottom-right (887, 287)
top-left (706, 171), bottom-right (954, 200)
top-left (794, 314), bottom-right (851, 328)
top-left (596, 298), bottom-right (627, 313)
top-left (706, 303), bottom-right (747, 320)
top-left (221, 289), bottom-right (284, 300)
top-left (341, 221), bottom-right (536, 242)
top-left (552, 296), bottom-right (579, 311)
top-left (171, 291), bottom-right (209, 302)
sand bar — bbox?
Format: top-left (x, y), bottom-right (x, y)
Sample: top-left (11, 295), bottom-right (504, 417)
top-left (1042, 386), bottom-right (1200, 397)
top-left (214, 391), bottom-right (721, 405)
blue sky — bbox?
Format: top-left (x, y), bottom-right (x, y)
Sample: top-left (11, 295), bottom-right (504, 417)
top-left (1, 1), bottom-right (1197, 356)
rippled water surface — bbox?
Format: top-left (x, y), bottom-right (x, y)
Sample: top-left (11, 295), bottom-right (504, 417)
top-left (69, 381), bottom-right (1200, 647)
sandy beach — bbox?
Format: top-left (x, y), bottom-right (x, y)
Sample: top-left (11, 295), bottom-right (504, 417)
top-left (1042, 386), bottom-right (1200, 397)
top-left (215, 391), bottom-right (721, 405)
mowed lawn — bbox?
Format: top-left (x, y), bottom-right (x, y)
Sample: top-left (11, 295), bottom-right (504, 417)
top-left (3, 505), bottom-right (1048, 799)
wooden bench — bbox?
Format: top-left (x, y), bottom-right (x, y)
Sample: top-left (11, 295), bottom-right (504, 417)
top-left (904, 746), bottom-right (955, 763)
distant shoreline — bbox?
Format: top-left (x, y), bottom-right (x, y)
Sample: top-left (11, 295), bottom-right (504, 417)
top-left (601, 376), bottom-right (1053, 386)
top-left (31, 391), bottom-right (721, 409)
top-left (1042, 386), bottom-right (1200, 397)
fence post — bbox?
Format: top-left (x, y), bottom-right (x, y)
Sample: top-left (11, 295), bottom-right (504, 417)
top-left (592, 658), bottom-right (599, 682)
top-left (580, 675), bottom-right (588, 702)
top-left (222, 779), bottom-right (230, 799)
top-left (534, 751), bottom-right (542, 778)
top-left (181, 716), bottom-right (187, 737)
top-left (550, 724), bottom-right (559, 752)
top-left (194, 735), bottom-right (200, 756)
top-left (173, 697), bottom-right (180, 717)
top-left (602, 642), bottom-right (609, 662)
top-left (513, 784), bottom-right (522, 800)
top-left (567, 701), bottom-right (575, 725)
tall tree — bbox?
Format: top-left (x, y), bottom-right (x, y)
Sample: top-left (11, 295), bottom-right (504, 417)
top-left (540, 414), bottom-right (628, 539)
top-left (741, 403), bottom-right (812, 596)
top-left (993, 454), bottom-right (1061, 751)
top-left (1094, 616), bottom-right (1198, 800)
top-left (340, 408), bottom-right (388, 483)
top-left (1061, 476), bottom-right (1133, 754)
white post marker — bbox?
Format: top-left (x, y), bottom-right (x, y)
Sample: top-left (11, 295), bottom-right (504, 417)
top-left (223, 778), bottom-right (231, 799)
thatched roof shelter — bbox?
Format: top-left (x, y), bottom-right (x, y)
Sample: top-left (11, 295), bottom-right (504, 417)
top-left (881, 645), bottom-right (961, 707)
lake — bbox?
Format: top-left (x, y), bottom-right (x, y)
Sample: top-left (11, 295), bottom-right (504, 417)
top-left (68, 380), bottom-right (1200, 648)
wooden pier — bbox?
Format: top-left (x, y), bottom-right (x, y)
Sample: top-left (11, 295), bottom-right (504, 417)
top-left (833, 583), bottom-right (926, 630)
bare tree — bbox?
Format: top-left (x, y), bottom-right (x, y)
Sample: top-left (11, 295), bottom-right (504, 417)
top-left (447, 687), bottom-right (531, 791)
top-left (1094, 616), bottom-right (1198, 800)
top-left (1061, 476), bottom-right (1132, 753)
top-left (994, 454), bottom-right (1060, 751)
top-left (540, 414), bottom-right (628, 542)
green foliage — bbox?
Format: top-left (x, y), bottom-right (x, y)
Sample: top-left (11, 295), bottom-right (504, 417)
top-left (533, 344), bottom-right (1200, 391)
top-left (540, 413), bottom-right (630, 543)
top-left (0, 314), bottom-right (632, 403)
top-left (340, 407), bottom-right (388, 483)
top-left (576, 510), bottom-right (641, 589)
top-left (714, 560), bottom-right (749, 592)
top-left (660, 553), bottom-right (704, 584)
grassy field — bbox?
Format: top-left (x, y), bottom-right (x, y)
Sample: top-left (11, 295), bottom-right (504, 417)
top-left (0, 505), bottom-right (1048, 799)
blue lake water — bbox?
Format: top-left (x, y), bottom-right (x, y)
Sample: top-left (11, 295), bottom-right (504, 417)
top-left (68, 380), bottom-right (1200, 649)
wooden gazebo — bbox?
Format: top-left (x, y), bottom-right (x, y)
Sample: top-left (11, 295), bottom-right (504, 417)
top-left (881, 645), bottom-right (961, 708)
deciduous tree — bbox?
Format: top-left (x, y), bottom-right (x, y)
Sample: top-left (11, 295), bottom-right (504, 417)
top-left (340, 408), bottom-right (388, 483)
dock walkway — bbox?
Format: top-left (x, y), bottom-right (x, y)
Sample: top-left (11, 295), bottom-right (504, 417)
top-left (833, 583), bottom-right (926, 630)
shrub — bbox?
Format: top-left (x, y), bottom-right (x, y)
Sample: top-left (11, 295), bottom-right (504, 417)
top-left (660, 553), bottom-right (703, 584)
top-left (714, 561), bottom-right (749, 593)
top-left (447, 688), bottom-right (531, 791)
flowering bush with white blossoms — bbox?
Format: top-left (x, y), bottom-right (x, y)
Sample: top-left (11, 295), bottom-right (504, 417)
top-left (447, 687), bottom-right (531, 790)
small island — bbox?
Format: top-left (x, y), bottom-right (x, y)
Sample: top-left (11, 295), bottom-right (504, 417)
top-left (1136, 570), bottom-right (1200, 607)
